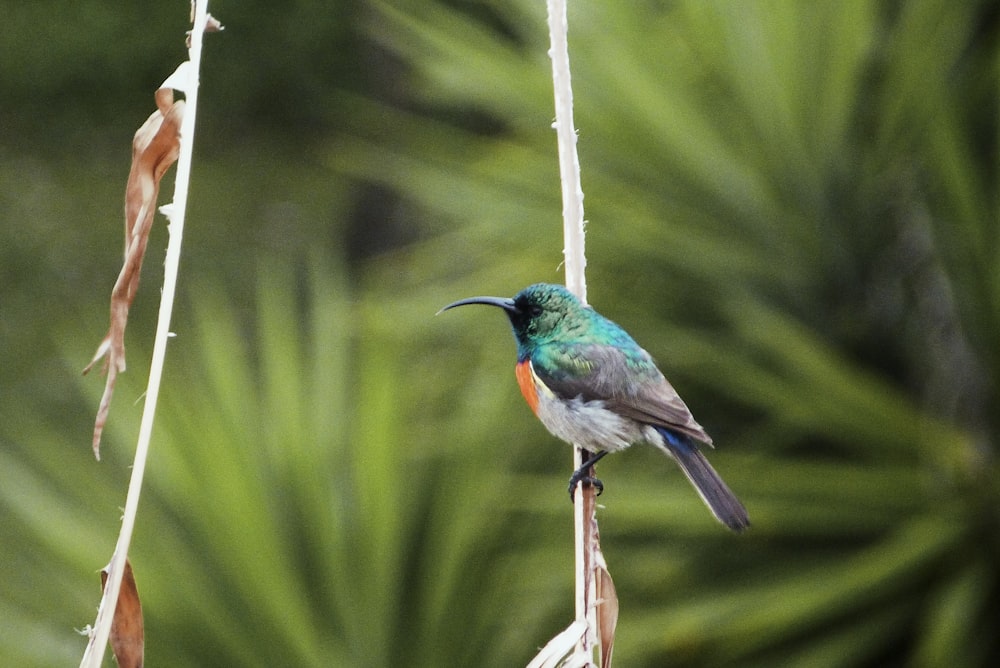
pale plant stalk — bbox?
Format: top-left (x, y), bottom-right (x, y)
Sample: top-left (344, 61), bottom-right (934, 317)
top-left (546, 0), bottom-right (600, 665)
top-left (78, 2), bottom-right (210, 666)
top-left (547, 0), bottom-right (587, 302)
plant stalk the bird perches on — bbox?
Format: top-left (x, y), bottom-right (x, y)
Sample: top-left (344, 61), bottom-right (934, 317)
top-left (441, 283), bottom-right (750, 531)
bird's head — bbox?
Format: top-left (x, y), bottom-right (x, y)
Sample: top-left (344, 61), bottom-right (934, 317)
top-left (440, 283), bottom-right (588, 353)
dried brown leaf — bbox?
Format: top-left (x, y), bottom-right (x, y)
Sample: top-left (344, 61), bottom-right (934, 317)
top-left (593, 547), bottom-right (618, 667)
top-left (100, 559), bottom-right (144, 668)
top-left (84, 89), bottom-right (184, 459)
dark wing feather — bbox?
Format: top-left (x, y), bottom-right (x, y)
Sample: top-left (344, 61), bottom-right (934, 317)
top-left (533, 342), bottom-right (713, 445)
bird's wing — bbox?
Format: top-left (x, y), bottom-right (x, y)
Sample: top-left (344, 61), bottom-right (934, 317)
top-left (533, 342), bottom-right (713, 445)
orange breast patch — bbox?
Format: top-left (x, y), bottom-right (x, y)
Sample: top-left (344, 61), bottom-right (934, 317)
top-left (515, 360), bottom-right (540, 415)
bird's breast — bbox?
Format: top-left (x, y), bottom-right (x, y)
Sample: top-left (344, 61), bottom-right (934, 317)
top-left (518, 359), bottom-right (646, 453)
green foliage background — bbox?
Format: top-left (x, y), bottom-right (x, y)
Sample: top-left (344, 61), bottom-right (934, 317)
top-left (1, 0), bottom-right (998, 666)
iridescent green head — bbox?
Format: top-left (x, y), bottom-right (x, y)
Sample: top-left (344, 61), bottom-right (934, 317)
top-left (441, 283), bottom-right (610, 356)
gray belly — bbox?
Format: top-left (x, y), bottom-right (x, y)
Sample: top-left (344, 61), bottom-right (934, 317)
top-left (534, 393), bottom-right (655, 453)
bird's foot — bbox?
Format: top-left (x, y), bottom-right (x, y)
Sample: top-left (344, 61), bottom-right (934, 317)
top-left (567, 473), bottom-right (603, 500)
top-left (567, 451), bottom-right (609, 502)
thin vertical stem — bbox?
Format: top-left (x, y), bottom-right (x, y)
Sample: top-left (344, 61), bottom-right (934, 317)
top-left (546, 0), bottom-right (598, 665)
top-left (547, 0), bottom-right (588, 305)
top-left (78, 2), bottom-right (209, 666)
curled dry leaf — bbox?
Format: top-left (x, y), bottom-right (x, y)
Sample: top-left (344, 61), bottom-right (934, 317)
top-left (100, 559), bottom-right (144, 668)
top-left (526, 620), bottom-right (589, 668)
top-left (83, 87), bottom-right (184, 459)
top-left (593, 544), bottom-right (618, 667)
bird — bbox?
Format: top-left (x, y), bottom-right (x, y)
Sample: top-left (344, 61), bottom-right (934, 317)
top-left (440, 282), bottom-right (749, 532)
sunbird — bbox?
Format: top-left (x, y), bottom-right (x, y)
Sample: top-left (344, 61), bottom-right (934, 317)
top-left (441, 283), bottom-right (749, 532)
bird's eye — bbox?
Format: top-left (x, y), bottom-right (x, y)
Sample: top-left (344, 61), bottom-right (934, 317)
top-left (529, 305), bottom-right (543, 317)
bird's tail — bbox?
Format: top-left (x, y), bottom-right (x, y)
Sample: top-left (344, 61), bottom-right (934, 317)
top-left (655, 428), bottom-right (750, 532)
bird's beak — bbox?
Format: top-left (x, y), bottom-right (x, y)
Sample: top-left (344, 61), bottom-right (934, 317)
top-left (437, 296), bottom-right (519, 315)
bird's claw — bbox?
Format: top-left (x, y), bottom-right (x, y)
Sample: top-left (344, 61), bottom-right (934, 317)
top-left (567, 474), bottom-right (604, 502)
top-left (567, 451), bottom-right (609, 502)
